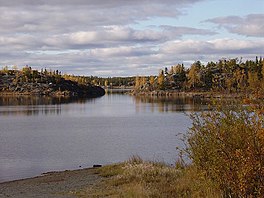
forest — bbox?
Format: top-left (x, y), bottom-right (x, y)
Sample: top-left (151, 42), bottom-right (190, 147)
top-left (0, 65), bottom-right (135, 87)
top-left (134, 57), bottom-right (264, 95)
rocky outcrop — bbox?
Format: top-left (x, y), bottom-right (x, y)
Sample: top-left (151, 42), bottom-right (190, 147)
top-left (0, 74), bottom-right (105, 97)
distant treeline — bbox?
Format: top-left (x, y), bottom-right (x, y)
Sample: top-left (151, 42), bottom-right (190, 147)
top-left (81, 76), bottom-right (135, 87)
top-left (0, 66), bottom-right (106, 97)
top-left (1, 56), bottom-right (264, 93)
top-left (0, 66), bottom-right (135, 87)
top-left (135, 57), bottom-right (264, 94)
top-left (0, 66), bottom-right (64, 85)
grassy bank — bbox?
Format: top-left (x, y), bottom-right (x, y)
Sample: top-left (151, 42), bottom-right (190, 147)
top-left (73, 157), bottom-right (221, 198)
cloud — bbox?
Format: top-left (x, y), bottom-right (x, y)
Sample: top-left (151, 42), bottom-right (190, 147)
top-left (0, 0), bottom-right (204, 34)
top-left (161, 26), bottom-right (216, 36)
top-left (90, 46), bottom-right (158, 58)
top-left (0, 34), bottom-right (42, 50)
top-left (206, 14), bottom-right (264, 37)
top-left (0, 0), bottom-right (262, 76)
top-left (61, 25), bottom-right (215, 48)
top-left (0, 0), bottom-right (203, 7)
top-left (161, 39), bottom-right (264, 55)
top-left (1, 38), bottom-right (262, 76)
top-left (0, 25), bottom-right (216, 51)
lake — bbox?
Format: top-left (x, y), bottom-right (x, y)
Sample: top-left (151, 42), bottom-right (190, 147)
top-left (0, 92), bottom-right (208, 183)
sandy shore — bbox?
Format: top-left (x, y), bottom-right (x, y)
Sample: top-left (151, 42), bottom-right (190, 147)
top-left (0, 168), bottom-right (101, 198)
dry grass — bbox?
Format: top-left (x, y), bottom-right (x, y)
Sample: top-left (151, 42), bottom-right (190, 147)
top-left (74, 156), bottom-right (222, 198)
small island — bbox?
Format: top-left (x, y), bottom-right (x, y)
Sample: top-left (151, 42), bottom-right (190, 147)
top-left (0, 66), bottom-right (105, 97)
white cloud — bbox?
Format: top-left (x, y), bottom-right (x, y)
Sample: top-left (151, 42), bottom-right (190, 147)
top-left (0, 0), bottom-right (203, 7)
top-left (90, 46), bottom-right (157, 58)
top-left (0, 25), bottom-right (215, 52)
top-left (161, 39), bottom-right (264, 55)
top-left (0, 1), bottom-right (262, 76)
top-left (68, 32), bottom-right (98, 44)
top-left (0, 0), bottom-right (202, 34)
top-left (206, 14), bottom-right (264, 37)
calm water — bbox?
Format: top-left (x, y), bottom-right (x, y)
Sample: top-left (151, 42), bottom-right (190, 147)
top-left (0, 93), bottom-right (208, 183)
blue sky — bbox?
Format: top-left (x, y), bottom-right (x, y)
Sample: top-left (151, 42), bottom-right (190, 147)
top-left (0, 0), bottom-right (263, 76)
top-left (134, 0), bottom-right (263, 39)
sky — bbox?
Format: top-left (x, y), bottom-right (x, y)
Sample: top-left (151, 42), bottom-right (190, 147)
top-left (0, 0), bottom-right (263, 76)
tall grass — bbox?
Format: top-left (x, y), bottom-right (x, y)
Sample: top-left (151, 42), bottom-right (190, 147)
top-left (77, 156), bottom-right (221, 198)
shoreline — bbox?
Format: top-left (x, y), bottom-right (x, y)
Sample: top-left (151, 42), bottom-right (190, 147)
top-left (0, 167), bottom-right (101, 197)
top-left (131, 90), bottom-right (264, 99)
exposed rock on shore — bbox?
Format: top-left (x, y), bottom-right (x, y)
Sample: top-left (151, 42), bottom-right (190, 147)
top-left (0, 71), bottom-right (105, 97)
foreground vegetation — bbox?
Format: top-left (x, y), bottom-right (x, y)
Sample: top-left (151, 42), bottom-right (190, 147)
top-left (82, 157), bottom-right (222, 198)
top-left (72, 157), bottom-right (220, 198)
top-left (73, 101), bottom-right (263, 198)
top-left (187, 101), bottom-right (264, 197)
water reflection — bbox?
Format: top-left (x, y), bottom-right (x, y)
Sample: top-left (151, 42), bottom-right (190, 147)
top-left (0, 96), bottom-right (93, 116)
top-left (105, 88), bottom-right (132, 95)
top-left (0, 94), bottom-right (211, 116)
top-left (0, 96), bottom-right (88, 106)
top-left (0, 93), bottom-right (204, 182)
top-left (134, 95), bottom-right (209, 113)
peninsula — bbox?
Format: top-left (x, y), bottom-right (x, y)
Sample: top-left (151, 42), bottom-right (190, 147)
top-left (0, 66), bottom-right (105, 97)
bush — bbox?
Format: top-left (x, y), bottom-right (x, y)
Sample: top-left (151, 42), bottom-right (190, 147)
top-left (187, 101), bottom-right (264, 197)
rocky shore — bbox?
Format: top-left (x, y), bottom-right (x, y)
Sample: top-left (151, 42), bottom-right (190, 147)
top-left (131, 90), bottom-right (251, 99)
top-left (130, 90), bottom-right (264, 100)
top-left (0, 72), bottom-right (105, 97)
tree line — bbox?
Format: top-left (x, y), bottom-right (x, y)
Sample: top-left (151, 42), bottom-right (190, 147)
top-left (2, 56), bottom-right (264, 93)
top-left (0, 66), bottom-right (63, 85)
top-left (135, 57), bottom-right (264, 94)
top-left (0, 65), bottom-right (136, 87)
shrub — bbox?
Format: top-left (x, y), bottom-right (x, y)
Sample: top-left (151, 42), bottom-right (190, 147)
top-left (186, 101), bottom-right (264, 197)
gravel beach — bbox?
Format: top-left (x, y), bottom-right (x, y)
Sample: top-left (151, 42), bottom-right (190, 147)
top-left (0, 168), bottom-right (101, 198)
